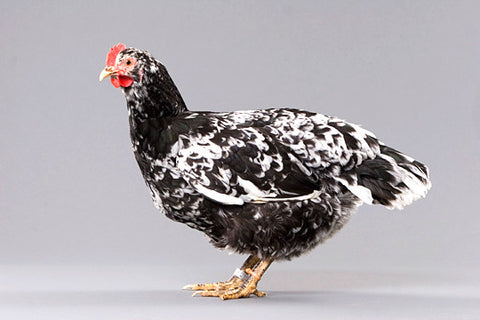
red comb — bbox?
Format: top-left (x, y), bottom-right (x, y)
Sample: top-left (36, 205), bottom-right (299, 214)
top-left (106, 43), bottom-right (126, 67)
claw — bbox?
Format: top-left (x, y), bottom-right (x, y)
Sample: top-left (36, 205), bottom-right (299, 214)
top-left (253, 289), bottom-right (267, 297)
top-left (182, 284), bottom-right (194, 290)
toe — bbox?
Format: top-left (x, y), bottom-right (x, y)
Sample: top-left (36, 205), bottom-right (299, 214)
top-left (192, 290), bottom-right (225, 297)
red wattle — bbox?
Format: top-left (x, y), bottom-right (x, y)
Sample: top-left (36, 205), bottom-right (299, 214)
top-left (110, 75), bottom-right (133, 88)
top-left (110, 76), bottom-right (120, 88)
top-left (118, 75), bottom-right (134, 87)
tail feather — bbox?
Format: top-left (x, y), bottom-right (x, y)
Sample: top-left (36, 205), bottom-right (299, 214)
top-left (354, 145), bottom-right (431, 210)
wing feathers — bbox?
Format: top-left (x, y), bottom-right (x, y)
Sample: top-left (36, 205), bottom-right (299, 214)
top-left (193, 180), bottom-right (322, 206)
top-left (168, 108), bottom-right (429, 210)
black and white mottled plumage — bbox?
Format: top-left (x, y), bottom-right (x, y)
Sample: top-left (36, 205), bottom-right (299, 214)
top-left (102, 46), bottom-right (431, 261)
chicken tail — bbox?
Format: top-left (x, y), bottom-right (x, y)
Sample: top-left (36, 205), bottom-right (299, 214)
top-left (353, 144), bottom-right (431, 210)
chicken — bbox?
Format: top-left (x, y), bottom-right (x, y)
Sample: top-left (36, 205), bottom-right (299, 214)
top-left (99, 43), bottom-right (431, 300)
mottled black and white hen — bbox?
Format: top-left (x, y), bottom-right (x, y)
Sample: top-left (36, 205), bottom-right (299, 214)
top-left (100, 43), bottom-right (431, 299)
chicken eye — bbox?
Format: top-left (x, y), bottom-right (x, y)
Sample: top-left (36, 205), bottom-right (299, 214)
top-left (126, 59), bottom-right (132, 65)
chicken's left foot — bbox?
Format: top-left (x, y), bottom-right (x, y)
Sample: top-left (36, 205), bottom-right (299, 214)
top-left (192, 284), bottom-right (266, 299)
top-left (182, 277), bottom-right (243, 292)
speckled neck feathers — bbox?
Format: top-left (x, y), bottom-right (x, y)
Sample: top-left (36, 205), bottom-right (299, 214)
top-left (118, 50), bottom-right (188, 158)
top-left (121, 52), bottom-right (188, 121)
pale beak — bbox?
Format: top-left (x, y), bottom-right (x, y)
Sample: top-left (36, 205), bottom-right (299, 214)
top-left (99, 66), bottom-right (117, 81)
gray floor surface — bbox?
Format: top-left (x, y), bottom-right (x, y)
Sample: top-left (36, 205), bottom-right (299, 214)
top-left (0, 266), bottom-right (478, 320)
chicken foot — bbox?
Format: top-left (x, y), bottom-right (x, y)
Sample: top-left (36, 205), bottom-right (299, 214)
top-left (183, 255), bottom-right (273, 299)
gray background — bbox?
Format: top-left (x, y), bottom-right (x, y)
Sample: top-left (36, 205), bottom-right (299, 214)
top-left (1, 1), bottom-right (479, 319)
